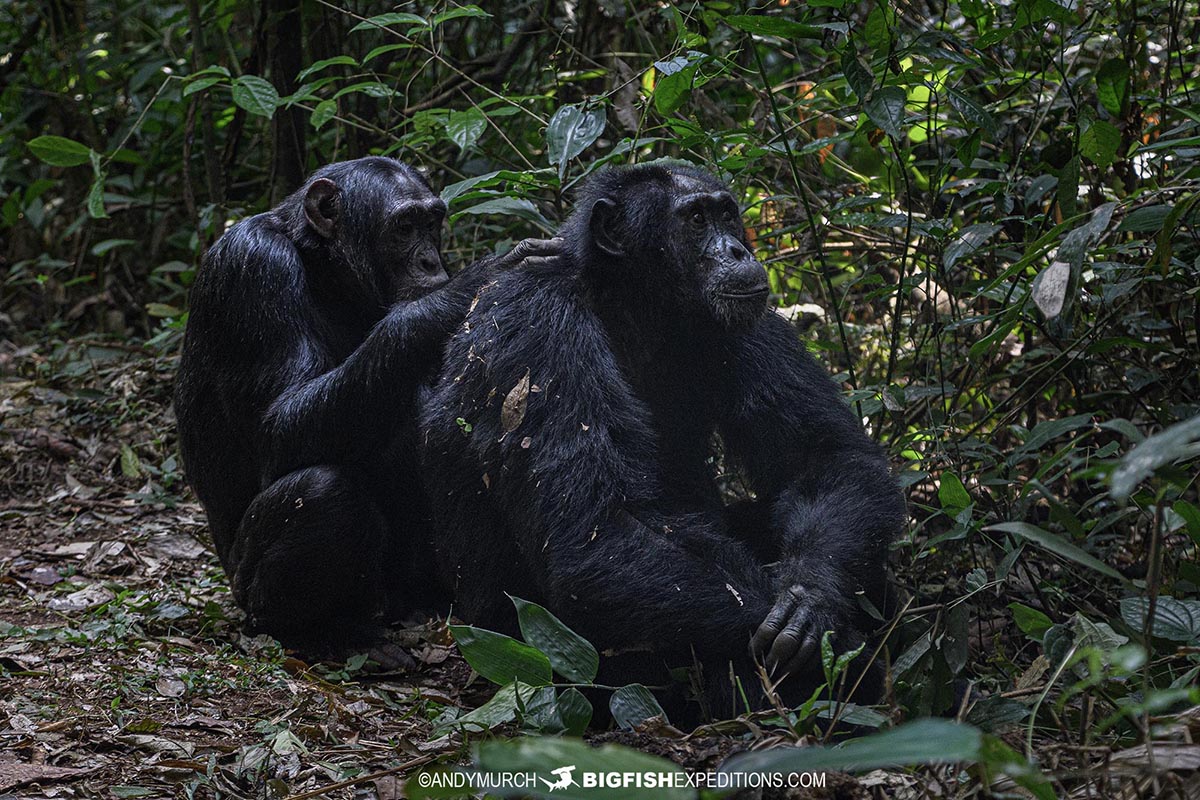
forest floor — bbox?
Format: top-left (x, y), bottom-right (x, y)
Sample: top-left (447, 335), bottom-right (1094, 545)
top-left (0, 339), bottom-right (894, 799)
top-left (2, 339), bottom-right (1194, 800)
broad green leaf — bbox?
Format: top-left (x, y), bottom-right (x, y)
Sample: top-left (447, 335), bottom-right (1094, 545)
top-left (451, 196), bottom-right (553, 232)
top-left (938, 473), bottom-right (972, 511)
top-left (1057, 154), bottom-right (1079, 218)
top-left (511, 596), bottom-right (599, 683)
top-left (725, 719), bottom-right (983, 774)
top-left (1018, 414), bottom-right (1094, 453)
top-left (556, 688), bottom-right (592, 735)
top-left (864, 86), bottom-right (906, 139)
top-left (445, 107), bottom-right (487, 151)
top-left (545, 104), bottom-right (606, 176)
top-left (350, 12), bottom-right (427, 33)
top-left (863, 5), bottom-right (897, 51)
top-left (1120, 597), bottom-right (1200, 644)
top-left (966, 696), bottom-right (1031, 730)
top-left (297, 56), bottom-right (357, 83)
top-left (1111, 414), bottom-right (1200, 499)
top-left (1096, 57), bottom-right (1129, 116)
top-left (1008, 602), bottom-right (1053, 640)
top-left (28, 135), bottom-right (94, 167)
top-left (609, 684), bottom-right (667, 730)
top-left (841, 50), bottom-right (873, 101)
top-left (231, 75), bottom-right (279, 118)
top-left (431, 6), bottom-right (491, 26)
top-left (332, 81), bottom-right (394, 100)
top-left (310, 100), bottom-right (336, 130)
top-left (183, 76), bottom-right (224, 97)
top-left (724, 14), bottom-right (822, 39)
top-left (1080, 119), bottom-right (1121, 169)
top-left (1118, 204), bottom-right (1172, 232)
top-left (948, 89), bottom-right (996, 134)
top-left (943, 223), bottom-right (1001, 271)
top-left (986, 522), bottom-right (1123, 580)
top-left (449, 625), bottom-right (553, 687)
top-left (433, 680), bottom-right (538, 735)
top-left (120, 444), bottom-right (141, 478)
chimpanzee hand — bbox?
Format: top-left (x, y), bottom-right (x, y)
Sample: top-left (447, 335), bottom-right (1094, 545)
top-left (750, 582), bottom-right (843, 680)
top-left (492, 236), bottom-right (563, 271)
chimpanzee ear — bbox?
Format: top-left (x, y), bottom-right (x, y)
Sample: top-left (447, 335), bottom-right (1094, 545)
top-left (589, 197), bottom-right (624, 257)
top-left (303, 178), bottom-right (340, 238)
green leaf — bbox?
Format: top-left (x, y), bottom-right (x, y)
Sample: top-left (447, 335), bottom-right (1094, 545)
top-left (609, 684), bottom-right (667, 730)
top-left (943, 223), bottom-right (1002, 271)
top-left (445, 107), bottom-right (487, 152)
top-left (1008, 602), bottom-right (1053, 640)
top-left (332, 81), bottom-right (394, 100)
top-left (183, 76), bottom-right (224, 97)
top-left (1080, 119), bottom-right (1121, 169)
top-left (725, 719), bottom-right (983, 773)
top-left (724, 14), bottom-right (822, 39)
top-left (948, 89), bottom-right (997, 134)
top-left (28, 135), bottom-right (94, 167)
top-left (451, 197), bottom-right (553, 232)
top-left (1118, 204), bottom-right (1172, 232)
top-left (449, 625), bottom-right (553, 687)
top-left (433, 681), bottom-right (538, 735)
top-left (841, 49), bottom-right (873, 101)
top-left (120, 444), bottom-right (142, 478)
top-left (1111, 414), bottom-right (1200, 500)
top-left (431, 6), bottom-right (491, 26)
top-left (938, 473), bottom-right (972, 511)
top-left (545, 104), bottom-right (606, 176)
top-left (985, 522), bottom-right (1124, 580)
top-left (511, 596), bottom-right (599, 683)
top-left (350, 12), bottom-right (427, 33)
top-left (231, 75), bottom-right (279, 118)
top-left (1096, 57), bottom-right (1129, 116)
top-left (1120, 597), bottom-right (1200, 644)
top-left (310, 100), bottom-right (336, 130)
top-left (86, 173), bottom-right (109, 219)
top-left (91, 239), bottom-right (136, 256)
top-left (864, 86), bottom-right (906, 139)
top-left (556, 688), bottom-right (593, 736)
top-left (977, 735), bottom-right (1057, 800)
top-left (1057, 154), bottom-right (1079, 218)
top-left (296, 55), bottom-right (357, 83)
top-left (863, 5), bottom-right (897, 52)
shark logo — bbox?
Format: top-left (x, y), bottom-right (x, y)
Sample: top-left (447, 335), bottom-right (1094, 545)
top-left (539, 765), bottom-right (578, 792)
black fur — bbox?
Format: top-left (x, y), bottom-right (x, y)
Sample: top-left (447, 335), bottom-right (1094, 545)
top-left (176, 157), bottom-right (492, 650)
top-left (419, 163), bottom-right (904, 719)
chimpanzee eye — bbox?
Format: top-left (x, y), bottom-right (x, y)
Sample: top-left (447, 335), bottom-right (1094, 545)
top-left (722, 209), bottom-right (735, 223)
top-left (690, 211), bottom-right (705, 225)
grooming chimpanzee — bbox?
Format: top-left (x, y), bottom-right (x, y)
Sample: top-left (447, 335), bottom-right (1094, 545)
top-left (175, 157), bottom-right (557, 663)
top-left (420, 163), bottom-right (903, 717)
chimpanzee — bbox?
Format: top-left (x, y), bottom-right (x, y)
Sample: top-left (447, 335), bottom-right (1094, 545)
top-left (419, 162), bottom-right (904, 717)
top-left (175, 156), bottom-right (558, 663)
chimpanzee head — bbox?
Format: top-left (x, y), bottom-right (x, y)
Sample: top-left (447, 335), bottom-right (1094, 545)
top-left (290, 157), bottom-right (448, 306)
top-left (566, 162), bottom-right (768, 331)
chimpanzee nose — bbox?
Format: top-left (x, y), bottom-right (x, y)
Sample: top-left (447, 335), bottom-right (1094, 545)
top-left (726, 238), bottom-right (751, 261)
top-left (417, 252), bottom-right (442, 273)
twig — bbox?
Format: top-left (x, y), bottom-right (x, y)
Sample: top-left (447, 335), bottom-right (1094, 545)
top-left (283, 754), bottom-right (436, 800)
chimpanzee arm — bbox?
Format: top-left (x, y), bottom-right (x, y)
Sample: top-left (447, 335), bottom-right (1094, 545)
top-left (436, 281), bottom-right (774, 652)
top-left (718, 314), bottom-right (904, 671)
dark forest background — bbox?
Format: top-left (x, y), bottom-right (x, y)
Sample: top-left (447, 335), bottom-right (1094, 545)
top-left (1, 1), bottom-right (1199, 797)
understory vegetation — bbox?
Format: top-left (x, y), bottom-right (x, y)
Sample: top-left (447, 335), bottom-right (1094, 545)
top-left (2, 0), bottom-right (1198, 797)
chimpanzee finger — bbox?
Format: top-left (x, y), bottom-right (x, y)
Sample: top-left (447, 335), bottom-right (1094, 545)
top-left (765, 607), bottom-right (812, 675)
top-left (778, 634), bottom-right (820, 681)
top-left (500, 237), bottom-right (564, 269)
top-left (751, 588), bottom-right (800, 659)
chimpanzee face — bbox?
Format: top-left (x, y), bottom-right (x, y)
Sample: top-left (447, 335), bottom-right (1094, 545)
top-left (667, 177), bottom-right (768, 331)
top-left (587, 168), bottom-right (768, 331)
top-left (302, 161), bottom-right (449, 306)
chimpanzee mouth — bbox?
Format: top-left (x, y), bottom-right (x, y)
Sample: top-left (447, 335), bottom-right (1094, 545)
top-left (717, 286), bottom-right (769, 300)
